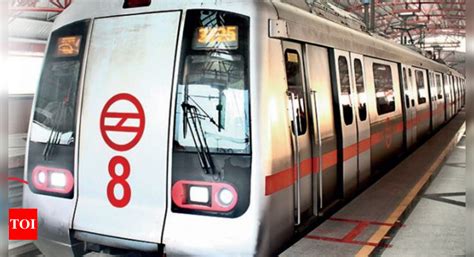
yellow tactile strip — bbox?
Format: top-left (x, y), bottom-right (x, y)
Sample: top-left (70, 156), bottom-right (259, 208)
top-left (356, 122), bottom-right (466, 257)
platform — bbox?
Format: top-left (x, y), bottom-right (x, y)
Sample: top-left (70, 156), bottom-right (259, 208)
top-left (281, 112), bottom-right (466, 257)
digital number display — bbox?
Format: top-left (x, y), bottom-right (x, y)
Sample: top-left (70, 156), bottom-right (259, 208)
top-left (286, 52), bottom-right (299, 63)
top-left (193, 26), bottom-right (238, 50)
top-left (56, 36), bottom-right (82, 57)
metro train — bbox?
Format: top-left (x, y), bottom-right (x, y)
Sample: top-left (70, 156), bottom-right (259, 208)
top-left (23, 0), bottom-right (465, 256)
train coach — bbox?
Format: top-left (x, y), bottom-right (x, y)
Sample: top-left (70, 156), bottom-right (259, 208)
top-left (23, 0), bottom-right (465, 256)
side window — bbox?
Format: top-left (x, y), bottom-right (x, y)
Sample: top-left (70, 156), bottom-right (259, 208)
top-left (353, 59), bottom-right (367, 121)
top-left (402, 68), bottom-right (409, 109)
top-left (415, 70), bottom-right (427, 104)
top-left (436, 74), bottom-right (443, 99)
top-left (338, 56), bottom-right (353, 125)
top-left (285, 49), bottom-right (307, 135)
top-left (429, 72), bottom-right (436, 101)
top-left (408, 69), bottom-right (415, 107)
top-left (373, 63), bottom-right (395, 115)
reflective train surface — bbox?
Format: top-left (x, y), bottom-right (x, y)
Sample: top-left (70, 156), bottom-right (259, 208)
top-left (23, 0), bottom-right (465, 256)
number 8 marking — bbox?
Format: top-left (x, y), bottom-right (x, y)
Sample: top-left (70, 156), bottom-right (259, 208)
top-left (107, 156), bottom-right (131, 208)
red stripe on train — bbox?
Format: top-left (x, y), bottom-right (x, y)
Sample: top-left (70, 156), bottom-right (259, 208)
top-left (265, 108), bottom-right (435, 196)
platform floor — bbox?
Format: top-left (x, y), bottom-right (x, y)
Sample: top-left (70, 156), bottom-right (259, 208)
top-left (281, 112), bottom-right (466, 257)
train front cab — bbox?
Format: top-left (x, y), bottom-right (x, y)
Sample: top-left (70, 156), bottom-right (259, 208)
top-left (23, 2), bottom-right (278, 256)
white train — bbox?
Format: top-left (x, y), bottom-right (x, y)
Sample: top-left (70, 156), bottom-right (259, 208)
top-left (23, 0), bottom-right (465, 256)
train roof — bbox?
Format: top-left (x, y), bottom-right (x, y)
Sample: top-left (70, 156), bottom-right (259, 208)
top-left (53, 0), bottom-right (463, 77)
top-left (273, 0), bottom-right (463, 77)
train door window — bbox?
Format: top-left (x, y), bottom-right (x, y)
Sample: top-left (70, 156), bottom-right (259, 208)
top-left (429, 72), bottom-right (436, 101)
top-left (402, 67), bottom-right (409, 109)
top-left (415, 70), bottom-right (427, 104)
top-left (436, 74), bottom-right (443, 99)
top-left (373, 63), bottom-right (395, 115)
top-left (338, 56), bottom-right (353, 125)
top-left (285, 49), bottom-right (307, 135)
top-left (353, 58), bottom-right (367, 121)
top-left (408, 68), bottom-right (415, 107)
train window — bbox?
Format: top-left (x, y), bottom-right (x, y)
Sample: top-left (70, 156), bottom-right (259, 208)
top-left (174, 10), bottom-right (251, 154)
top-left (30, 20), bottom-right (90, 147)
top-left (402, 68), bottom-right (409, 109)
top-left (436, 74), bottom-right (443, 99)
top-left (353, 59), bottom-right (367, 121)
top-left (285, 49), bottom-right (307, 135)
top-left (338, 56), bottom-right (353, 125)
top-left (415, 70), bottom-right (427, 104)
top-left (429, 72), bottom-right (436, 101)
top-left (408, 69), bottom-right (415, 107)
top-left (373, 63), bottom-right (395, 115)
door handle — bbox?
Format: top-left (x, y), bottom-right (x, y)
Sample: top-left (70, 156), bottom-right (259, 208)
top-left (311, 90), bottom-right (323, 211)
top-left (287, 91), bottom-right (301, 226)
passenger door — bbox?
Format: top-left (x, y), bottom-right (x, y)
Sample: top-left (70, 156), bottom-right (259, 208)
top-left (428, 71), bottom-right (437, 131)
top-left (349, 53), bottom-right (371, 187)
top-left (413, 68), bottom-right (430, 139)
top-left (333, 49), bottom-right (358, 197)
top-left (73, 12), bottom-right (181, 243)
top-left (401, 65), bottom-right (416, 148)
top-left (434, 73), bottom-right (445, 127)
top-left (407, 67), bottom-right (418, 144)
top-left (444, 74), bottom-right (451, 119)
top-left (282, 42), bottom-right (313, 225)
top-left (304, 44), bottom-right (341, 215)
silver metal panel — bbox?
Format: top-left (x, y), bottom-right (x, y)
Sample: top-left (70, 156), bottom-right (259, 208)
top-left (73, 12), bottom-right (181, 243)
top-left (269, 19), bottom-right (289, 38)
top-left (334, 49), bottom-right (357, 196)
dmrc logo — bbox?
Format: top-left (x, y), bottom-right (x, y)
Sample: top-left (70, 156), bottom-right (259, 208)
top-left (9, 208), bottom-right (38, 240)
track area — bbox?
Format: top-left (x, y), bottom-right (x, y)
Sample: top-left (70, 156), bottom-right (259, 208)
top-left (281, 112), bottom-right (465, 257)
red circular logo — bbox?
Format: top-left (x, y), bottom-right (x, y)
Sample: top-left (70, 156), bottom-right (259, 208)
top-left (100, 93), bottom-right (145, 152)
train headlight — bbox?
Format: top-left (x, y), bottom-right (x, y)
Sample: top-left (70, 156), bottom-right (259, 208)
top-left (172, 180), bottom-right (238, 212)
top-left (32, 166), bottom-right (74, 195)
top-left (189, 186), bottom-right (210, 204)
top-left (218, 188), bottom-right (234, 206)
top-left (50, 172), bottom-right (67, 188)
top-left (37, 171), bottom-right (46, 184)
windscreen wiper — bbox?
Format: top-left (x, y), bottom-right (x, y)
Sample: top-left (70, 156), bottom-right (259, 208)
top-left (42, 100), bottom-right (69, 160)
top-left (182, 102), bottom-right (216, 175)
top-left (187, 96), bottom-right (224, 131)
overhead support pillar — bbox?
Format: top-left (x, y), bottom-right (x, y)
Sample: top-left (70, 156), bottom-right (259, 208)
top-left (370, 0), bottom-right (375, 32)
top-left (363, 0), bottom-right (370, 30)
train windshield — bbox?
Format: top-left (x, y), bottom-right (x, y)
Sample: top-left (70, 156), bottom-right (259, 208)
top-left (174, 10), bottom-right (250, 154)
top-left (30, 21), bottom-right (88, 150)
